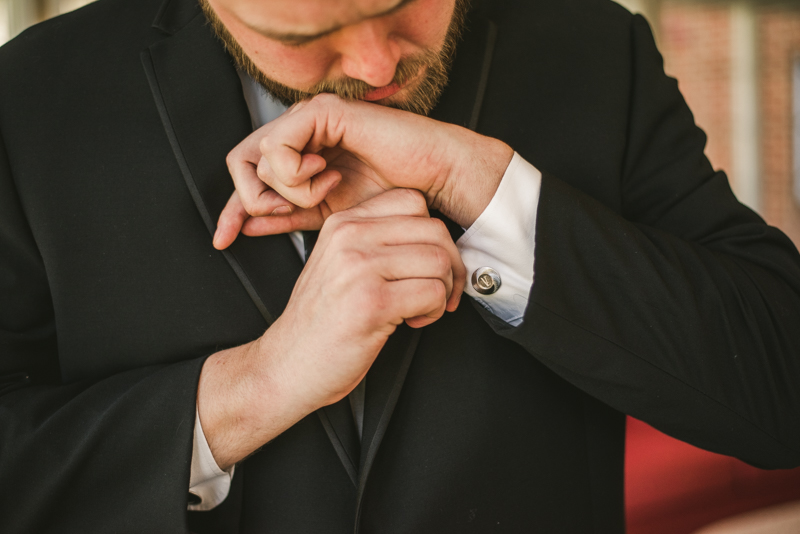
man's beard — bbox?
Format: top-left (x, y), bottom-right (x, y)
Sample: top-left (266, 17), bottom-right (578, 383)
top-left (199, 0), bottom-right (469, 116)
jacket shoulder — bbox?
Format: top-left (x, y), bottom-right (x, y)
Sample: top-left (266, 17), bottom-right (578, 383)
top-left (0, 0), bottom-right (166, 83)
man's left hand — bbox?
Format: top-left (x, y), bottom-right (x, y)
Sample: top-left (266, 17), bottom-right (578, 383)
top-left (213, 93), bottom-right (513, 249)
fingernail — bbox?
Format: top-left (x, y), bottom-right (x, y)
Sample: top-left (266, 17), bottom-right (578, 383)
top-left (212, 227), bottom-right (220, 246)
top-left (271, 206), bottom-right (292, 215)
top-left (329, 179), bottom-right (341, 191)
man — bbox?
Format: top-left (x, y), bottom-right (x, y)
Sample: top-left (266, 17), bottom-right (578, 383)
top-left (1, 0), bottom-right (799, 532)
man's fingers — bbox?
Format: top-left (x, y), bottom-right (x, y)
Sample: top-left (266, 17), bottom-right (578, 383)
top-left (382, 278), bottom-right (448, 328)
top-left (214, 191), bottom-right (249, 250)
top-left (258, 156), bottom-right (341, 209)
top-left (263, 151), bottom-right (328, 189)
top-left (339, 216), bottom-right (465, 295)
top-left (300, 167), bottom-right (342, 209)
top-left (345, 188), bottom-right (428, 219)
top-left (242, 208), bottom-right (326, 236)
top-left (444, 234), bottom-right (466, 311)
top-left (228, 154), bottom-right (295, 216)
top-left (261, 110), bottom-right (327, 190)
top-left (323, 213), bottom-right (466, 311)
top-left (375, 244), bottom-right (455, 303)
top-left (262, 95), bottom-right (343, 182)
top-left (215, 186), bottom-right (299, 247)
top-left (226, 124), bottom-right (296, 217)
top-left (258, 96), bottom-right (352, 207)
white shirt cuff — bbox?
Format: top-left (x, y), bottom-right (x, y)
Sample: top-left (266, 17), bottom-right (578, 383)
top-left (456, 152), bottom-right (542, 326)
top-left (188, 408), bottom-right (234, 511)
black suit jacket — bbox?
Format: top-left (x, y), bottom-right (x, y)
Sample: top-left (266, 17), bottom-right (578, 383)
top-left (2, 0), bottom-right (800, 532)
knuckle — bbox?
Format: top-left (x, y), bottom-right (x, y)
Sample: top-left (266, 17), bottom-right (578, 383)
top-left (239, 196), bottom-right (257, 215)
top-left (225, 151), bottom-right (238, 169)
top-left (432, 247), bottom-right (451, 276)
top-left (322, 213), bottom-right (349, 238)
top-left (429, 217), bottom-right (449, 238)
top-left (333, 220), bottom-right (363, 242)
top-left (428, 279), bottom-right (447, 303)
top-left (258, 135), bottom-right (270, 152)
top-left (294, 196), bottom-right (316, 210)
top-left (341, 248), bottom-right (369, 269)
top-left (371, 285), bottom-right (391, 313)
top-left (255, 164), bottom-right (271, 183)
top-left (400, 188), bottom-right (427, 212)
top-left (251, 195), bottom-right (275, 217)
top-left (283, 172), bottom-right (301, 187)
top-left (324, 212), bottom-right (345, 229)
top-left (352, 283), bottom-right (388, 324)
top-left (259, 135), bottom-right (278, 155)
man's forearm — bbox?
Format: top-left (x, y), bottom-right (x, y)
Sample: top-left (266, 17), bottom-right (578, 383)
top-left (196, 329), bottom-right (312, 470)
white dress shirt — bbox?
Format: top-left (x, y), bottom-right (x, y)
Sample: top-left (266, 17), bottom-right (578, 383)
top-left (188, 72), bottom-right (543, 510)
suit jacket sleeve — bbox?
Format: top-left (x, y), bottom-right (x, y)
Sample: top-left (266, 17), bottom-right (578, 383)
top-left (478, 14), bottom-right (800, 469)
top-left (0, 132), bottom-right (200, 532)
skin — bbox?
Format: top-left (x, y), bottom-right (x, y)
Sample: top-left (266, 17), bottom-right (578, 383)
top-left (197, 0), bottom-right (513, 470)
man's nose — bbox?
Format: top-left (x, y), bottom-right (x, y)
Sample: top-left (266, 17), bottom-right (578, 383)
top-left (336, 20), bottom-right (401, 88)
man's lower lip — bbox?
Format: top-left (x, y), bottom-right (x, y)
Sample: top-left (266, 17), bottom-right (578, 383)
top-left (362, 83), bottom-right (402, 101)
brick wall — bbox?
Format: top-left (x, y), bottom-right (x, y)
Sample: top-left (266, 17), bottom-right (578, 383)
top-left (658, 1), bottom-right (734, 190)
top-left (654, 0), bottom-right (800, 247)
top-left (760, 5), bottom-right (800, 243)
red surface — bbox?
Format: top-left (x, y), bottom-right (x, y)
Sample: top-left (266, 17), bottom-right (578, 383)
top-left (625, 417), bottom-right (800, 534)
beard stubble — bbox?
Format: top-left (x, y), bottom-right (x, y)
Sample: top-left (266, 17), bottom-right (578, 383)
top-left (199, 0), bottom-right (468, 116)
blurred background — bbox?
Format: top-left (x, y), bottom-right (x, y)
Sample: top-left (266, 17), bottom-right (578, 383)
top-left (2, 0), bottom-right (800, 532)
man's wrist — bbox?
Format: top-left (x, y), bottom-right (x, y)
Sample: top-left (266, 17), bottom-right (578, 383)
top-left (434, 130), bottom-right (514, 228)
top-left (196, 325), bottom-right (314, 471)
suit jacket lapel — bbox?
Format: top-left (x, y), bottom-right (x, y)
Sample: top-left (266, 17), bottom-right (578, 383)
top-left (354, 14), bottom-right (499, 529)
top-left (142, 11), bottom-right (302, 322)
top-left (357, 325), bottom-right (421, 480)
top-left (429, 17), bottom-right (499, 132)
top-left (142, 0), bottom-right (363, 484)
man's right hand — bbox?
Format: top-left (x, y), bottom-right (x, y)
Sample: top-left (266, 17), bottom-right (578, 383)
top-left (197, 189), bottom-right (465, 470)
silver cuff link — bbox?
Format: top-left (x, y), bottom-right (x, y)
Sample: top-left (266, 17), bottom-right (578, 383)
top-left (471, 267), bottom-right (501, 295)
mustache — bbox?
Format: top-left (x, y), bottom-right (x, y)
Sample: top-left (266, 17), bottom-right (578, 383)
top-left (297, 53), bottom-right (436, 101)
